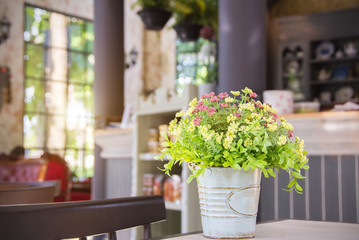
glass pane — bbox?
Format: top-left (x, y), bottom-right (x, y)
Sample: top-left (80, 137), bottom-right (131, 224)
top-left (25, 44), bottom-right (44, 77)
top-left (65, 149), bottom-right (85, 180)
top-left (23, 114), bottom-right (46, 148)
top-left (85, 23), bottom-right (94, 53)
top-left (65, 149), bottom-right (80, 180)
top-left (45, 48), bottom-right (68, 81)
top-left (24, 7), bottom-right (50, 44)
top-left (46, 81), bottom-right (67, 114)
top-left (25, 149), bottom-right (44, 159)
top-left (70, 53), bottom-right (86, 83)
top-left (84, 118), bottom-right (94, 150)
top-left (47, 115), bottom-right (66, 150)
top-left (67, 84), bottom-right (87, 117)
top-left (86, 54), bottom-right (94, 84)
top-left (25, 79), bottom-right (45, 112)
top-left (66, 117), bottom-right (86, 149)
top-left (46, 149), bottom-right (65, 158)
top-left (68, 18), bottom-right (86, 51)
top-left (84, 85), bottom-right (94, 117)
top-left (84, 150), bottom-right (94, 178)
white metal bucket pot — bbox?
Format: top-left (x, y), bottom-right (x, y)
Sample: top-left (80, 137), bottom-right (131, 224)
top-left (197, 167), bottom-right (262, 239)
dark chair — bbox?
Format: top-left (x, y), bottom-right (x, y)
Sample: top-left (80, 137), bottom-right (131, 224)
top-left (0, 195), bottom-right (166, 240)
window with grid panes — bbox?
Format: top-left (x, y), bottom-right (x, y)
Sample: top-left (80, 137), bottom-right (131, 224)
top-left (176, 38), bottom-right (217, 95)
top-left (23, 5), bottom-right (94, 180)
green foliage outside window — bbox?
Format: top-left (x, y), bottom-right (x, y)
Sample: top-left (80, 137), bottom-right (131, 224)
top-left (24, 6), bottom-right (95, 180)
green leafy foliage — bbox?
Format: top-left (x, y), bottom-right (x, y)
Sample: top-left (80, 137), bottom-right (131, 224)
top-left (158, 88), bottom-right (309, 193)
top-left (170, 0), bottom-right (218, 33)
top-left (131, 0), bottom-right (172, 10)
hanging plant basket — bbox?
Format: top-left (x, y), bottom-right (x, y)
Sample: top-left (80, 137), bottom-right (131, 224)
top-left (137, 7), bottom-right (172, 31)
top-left (173, 23), bottom-right (203, 42)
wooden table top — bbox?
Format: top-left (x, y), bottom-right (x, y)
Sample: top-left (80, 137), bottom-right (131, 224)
top-left (158, 219), bottom-right (359, 240)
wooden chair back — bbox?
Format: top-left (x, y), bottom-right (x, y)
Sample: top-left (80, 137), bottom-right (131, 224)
top-left (0, 195), bottom-right (166, 240)
top-left (0, 182), bottom-right (55, 204)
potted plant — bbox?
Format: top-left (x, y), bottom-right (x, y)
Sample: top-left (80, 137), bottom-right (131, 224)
top-left (132, 0), bottom-right (172, 31)
top-left (157, 88), bottom-right (309, 239)
top-left (171, 0), bottom-right (217, 41)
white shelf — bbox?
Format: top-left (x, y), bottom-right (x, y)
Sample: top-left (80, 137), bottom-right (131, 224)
top-left (139, 152), bottom-right (170, 161)
top-left (165, 201), bottom-right (182, 211)
top-left (133, 85), bottom-right (201, 237)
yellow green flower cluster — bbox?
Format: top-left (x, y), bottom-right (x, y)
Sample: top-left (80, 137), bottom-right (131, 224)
top-left (159, 88), bottom-right (309, 194)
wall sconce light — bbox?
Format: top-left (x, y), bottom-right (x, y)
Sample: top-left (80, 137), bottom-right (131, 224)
top-left (125, 47), bottom-right (138, 69)
top-left (0, 15), bottom-right (11, 44)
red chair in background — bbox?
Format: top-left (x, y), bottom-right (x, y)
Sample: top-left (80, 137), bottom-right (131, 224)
top-left (41, 152), bottom-right (91, 202)
top-left (41, 152), bottom-right (72, 202)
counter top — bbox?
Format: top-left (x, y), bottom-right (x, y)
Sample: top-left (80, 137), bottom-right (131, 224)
top-left (283, 111), bottom-right (359, 155)
top-left (157, 220), bottom-right (359, 240)
top-left (281, 110), bottom-right (359, 119)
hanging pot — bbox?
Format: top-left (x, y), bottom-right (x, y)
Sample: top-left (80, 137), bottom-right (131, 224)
top-left (197, 167), bottom-right (262, 239)
top-left (173, 23), bottom-right (203, 42)
top-left (137, 7), bottom-right (172, 31)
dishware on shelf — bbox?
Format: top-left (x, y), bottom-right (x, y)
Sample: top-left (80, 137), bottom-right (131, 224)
top-left (332, 66), bottom-right (349, 81)
top-left (344, 42), bottom-right (357, 57)
top-left (285, 60), bottom-right (300, 74)
top-left (320, 91), bottom-right (332, 104)
top-left (316, 41), bottom-right (335, 60)
top-left (317, 68), bottom-right (332, 82)
top-left (335, 86), bottom-right (355, 103)
top-left (335, 50), bottom-right (344, 58)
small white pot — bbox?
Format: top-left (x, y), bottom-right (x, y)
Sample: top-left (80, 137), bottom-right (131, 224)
top-left (197, 167), bottom-right (262, 239)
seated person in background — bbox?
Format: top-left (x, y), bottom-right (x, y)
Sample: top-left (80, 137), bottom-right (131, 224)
top-left (0, 146), bottom-right (25, 162)
top-left (10, 146), bottom-right (25, 161)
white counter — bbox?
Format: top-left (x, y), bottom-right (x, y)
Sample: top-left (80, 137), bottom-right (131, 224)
top-left (282, 111), bottom-right (359, 155)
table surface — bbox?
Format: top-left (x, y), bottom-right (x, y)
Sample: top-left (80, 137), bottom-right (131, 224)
top-left (159, 219), bottom-right (359, 240)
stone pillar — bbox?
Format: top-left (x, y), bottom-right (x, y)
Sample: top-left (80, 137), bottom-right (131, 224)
top-left (218, 0), bottom-right (266, 96)
top-left (93, 0), bottom-right (124, 200)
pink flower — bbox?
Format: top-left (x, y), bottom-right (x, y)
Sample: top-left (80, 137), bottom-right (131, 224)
top-left (249, 92), bottom-right (257, 98)
top-left (288, 130), bottom-right (293, 138)
top-left (192, 101), bottom-right (206, 113)
top-left (270, 112), bottom-right (278, 121)
top-left (208, 107), bottom-right (216, 115)
top-left (218, 92), bottom-right (229, 99)
top-left (201, 105), bottom-right (208, 111)
top-left (210, 96), bottom-right (220, 102)
top-left (201, 94), bottom-right (208, 99)
top-left (234, 112), bottom-right (241, 119)
top-left (219, 103), bottom-right (228, 108)
top-left (193, 116), bottom-right (202, 126)
top-left (208, 92), bottom-right (215, 97)
top-left (254, 102), bottom-right (262, 108)
top-left (264, 103), bottom-right (272, 108)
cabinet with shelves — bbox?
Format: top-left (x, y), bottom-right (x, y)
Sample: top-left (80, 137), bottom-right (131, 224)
top-left (309, 36), bottom-right (359, 109)
top-left (270, 7), bottom-right (359, 111)
top-left (279, 43), bottom-right (306, 101)
top-left (132, 86), bottom-right (201, 239)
